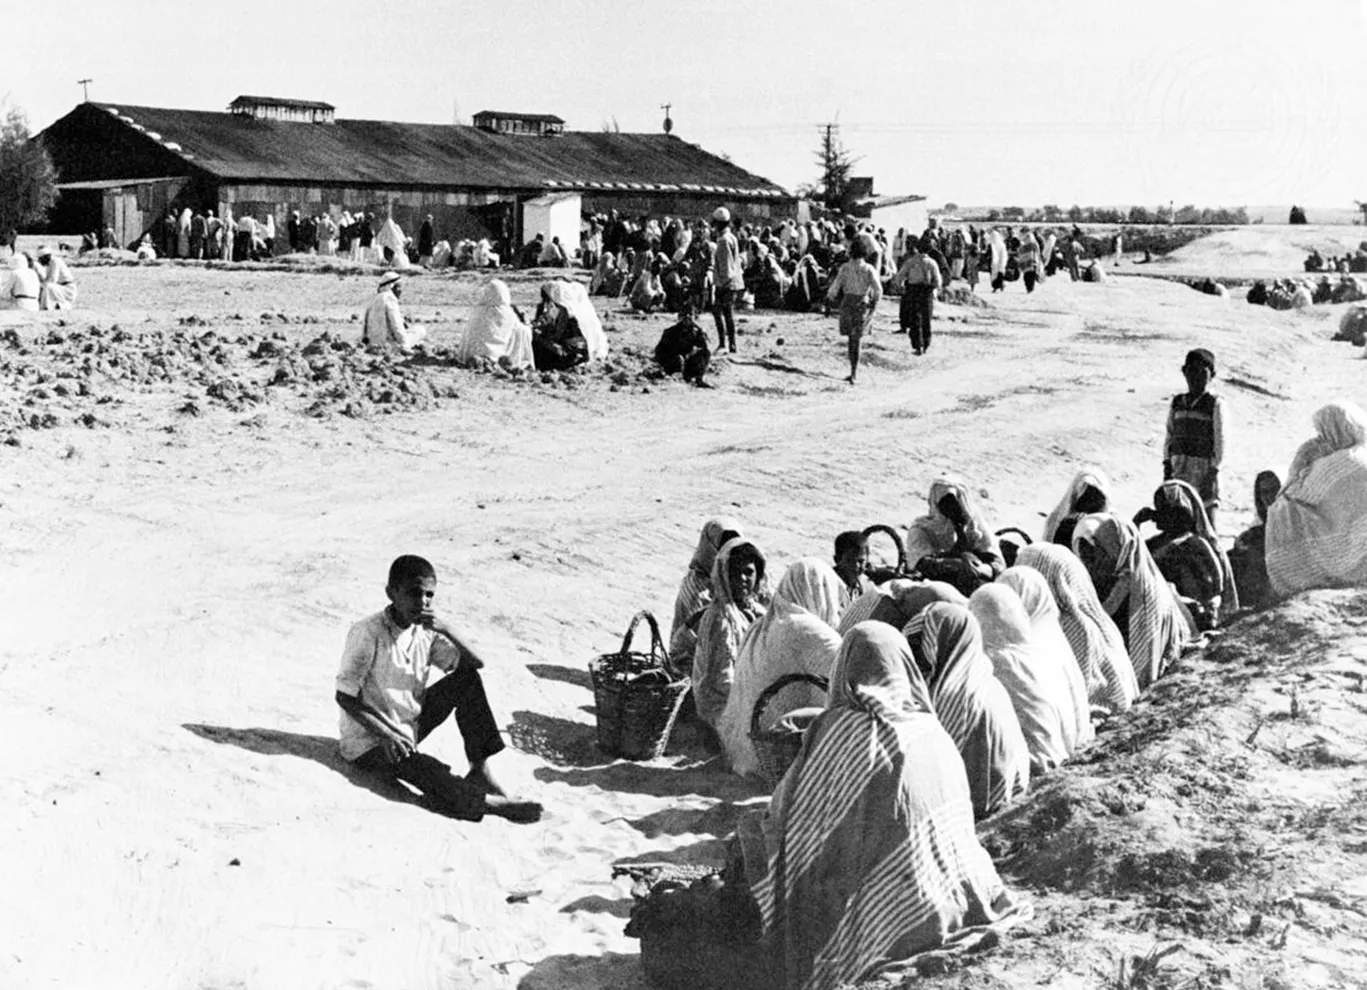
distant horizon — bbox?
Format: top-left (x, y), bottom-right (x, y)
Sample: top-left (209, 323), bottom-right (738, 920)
top-left (9, 0), bottom-right (1367, 209)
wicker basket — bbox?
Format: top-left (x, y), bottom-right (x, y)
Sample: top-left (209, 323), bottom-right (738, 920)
top-left (590, 611), bottom-right (689, 761)
top-left (749, 672), bottom-right (830, 787)
top-left (862, 523), bottom-right (910, 585)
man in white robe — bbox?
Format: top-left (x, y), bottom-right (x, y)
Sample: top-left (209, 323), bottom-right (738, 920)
top-left (362, 271), bottom-right (425, 351)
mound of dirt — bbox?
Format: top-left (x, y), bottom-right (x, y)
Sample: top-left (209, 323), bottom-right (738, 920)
top-left (955, 591), bottom-right (1367, 988)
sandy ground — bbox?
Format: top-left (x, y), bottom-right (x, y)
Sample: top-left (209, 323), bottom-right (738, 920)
top-left (2, 238), bottom-right (1365, 990)
top-left (1147, 224), bottom-right (1367, 281)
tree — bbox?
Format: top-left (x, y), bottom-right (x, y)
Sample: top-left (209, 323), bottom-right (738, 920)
top-left (1128, 205), bottom-right (1152, 224)
top-left (814, 125), bottom-right (858, 210)
top-left (1067, 204), bottom-right (1083, 222)
top-left (600, 115), bottom-right (621, 133)
top-left (1042, 204), bottom-right (1062, 221)
top-left (0, 103), bottom-right (58, 236)
top-left (943, 201), bottom-right (959, 212)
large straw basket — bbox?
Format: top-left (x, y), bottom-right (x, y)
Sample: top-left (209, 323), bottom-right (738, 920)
top-left (749, 672), bottom-right (830, 787)
top-left (590, 611), bottom-right (689, 761)
top-left (862, 523), bottom-right (909, 585)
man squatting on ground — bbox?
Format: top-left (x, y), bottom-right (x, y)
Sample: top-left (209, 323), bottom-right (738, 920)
top-left (335, 555), bottom-right (542, 824)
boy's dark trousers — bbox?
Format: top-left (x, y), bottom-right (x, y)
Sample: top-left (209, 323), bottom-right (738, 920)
top-left (901, 284), bottom-right (935, 352)
top-left (354, 666), bottom-right (505, 820)
top-left (712, 286), bottom-right (737, 350)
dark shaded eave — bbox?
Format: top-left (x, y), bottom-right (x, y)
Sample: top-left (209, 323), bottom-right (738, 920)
top-left (42, 102), bottom-right (790, 198)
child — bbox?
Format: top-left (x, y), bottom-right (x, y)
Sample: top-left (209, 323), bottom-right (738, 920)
top-left (692, 538), bottom-right (768, 729)
top-left (832, 530), bottom-right (873, 605)
top-left (335, 555), bottom-right (541, 823)
top-left (1164, 348), bottom-right (1225, 532)
top-left (825, 233), bottom-right (883, 384)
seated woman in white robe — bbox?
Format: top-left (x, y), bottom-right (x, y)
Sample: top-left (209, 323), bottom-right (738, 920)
top-left (996, 567), bottom-right (1094, 747)
top-left (670, 517), bottom-right (743, 675)
top-left (1267, 400), bottom-right (1367, 598)
top-left (1015, 544), bottom-right (1138, 714)
top-left (732, 623), bottom-right (1030, 990)
top-left (474, 238), bottom-right (499, 268)
top-left (717, 558), bottom-right (844, 778)
top-left (1041, 469), bottom-right (1111, 545)
top-left (903, 603), bottom-right (1031, 818)
top-left (457, 280), bottom-right (533, 369)
top-left (629, 261), bottom-right (666, 313)
top-left (36, 248), bottom-right (77, 310)
top-left (1073, 513), bottom-right (1189, 689)
top-left (5, 254), bottom-right (40, 311)
top-left (906, 477), bottom-right (1006, 596)
top-left (968, 584), bottom-right (1075, 772)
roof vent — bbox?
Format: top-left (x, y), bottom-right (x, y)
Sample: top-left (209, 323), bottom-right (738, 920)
top-left (229, 95), bottom-right (335, 124)
top-left (472, 110), bottom-right (564, 137)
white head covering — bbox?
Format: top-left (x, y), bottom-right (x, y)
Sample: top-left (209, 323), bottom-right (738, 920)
top-left (544, 280), bottom-right (608, 359)
top-left (458, 279), bottom-right (533, 369)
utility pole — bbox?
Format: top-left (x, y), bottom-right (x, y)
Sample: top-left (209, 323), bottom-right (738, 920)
top-left (78, 78), bottom-right (93, 102)
top-left (660, 103), bottom-right (673, 134)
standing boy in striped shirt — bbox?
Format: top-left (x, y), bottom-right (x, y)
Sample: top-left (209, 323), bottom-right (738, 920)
top-left (1164, 348), bottom-right (1225, 533)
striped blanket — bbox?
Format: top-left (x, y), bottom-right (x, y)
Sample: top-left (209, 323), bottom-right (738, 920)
top-left (741, 623), bottom-right (1029, 990)
top-left (1073, 514), bottom-right (1188, 690)
top-left (903, 604), bottom-right (1030, 817)
top-left (1267, 403), bottom-right (1367, 597)
top-left (1015, 544), bottom-right (1138, 713)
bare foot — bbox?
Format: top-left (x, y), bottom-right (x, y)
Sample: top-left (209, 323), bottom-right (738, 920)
top-left (485, 795), bottom-right (543, 824)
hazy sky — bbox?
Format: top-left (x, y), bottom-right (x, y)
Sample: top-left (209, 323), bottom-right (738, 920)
top-left (7, 0), bottom-right (1365, 208)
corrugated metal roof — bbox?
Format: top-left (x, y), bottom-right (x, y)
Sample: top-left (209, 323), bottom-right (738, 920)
top-left (473, 111), bottom-right (565, 124)
top-left (75, 103), bottom-right (788, 197)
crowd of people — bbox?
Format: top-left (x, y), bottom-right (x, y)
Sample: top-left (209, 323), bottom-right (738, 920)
top-left (334, 280), bottom-right (1367, 985)
top-left (1247, 274), bottom-right (1366, 310)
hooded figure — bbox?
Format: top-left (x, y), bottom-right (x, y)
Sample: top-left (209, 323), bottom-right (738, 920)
top-left (718, 558), bottom-right (845, 778)
top-left (670, 517), bottom-right (743, 671)
top-left (1015, 544), bottom-right (1138, 714)
top-left (542, 280), bottom-right (608, 359)
top-left (375, 216), bottom-right (411, 268)
top-left (1146, 479), bottom-right (1240, 627)
top-left (995, 568), bottom-right (1094, 749)
top-left (1267, 401), bottom-right (1367, 598)
top-left (1073, 513), bottom-right (1189, 689)
top-left (1042, 469), bottom-right (1112, 545)
top-left (693, 538), bottom-right (769, 727)
top-left (968, 585), bottom-right (1075, 772)
top-left (903, 603), bottom-right (1030, 817)
top-left (905, 477), bottom-right (1005, 594)
top-left (458, 280), bottom-right (534, 369)
top-left (736, 622), bottom-right (1030, 990)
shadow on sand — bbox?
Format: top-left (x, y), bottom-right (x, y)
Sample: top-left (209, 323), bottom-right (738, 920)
top-left (517, 951), bottom-right (645, 990)
top-left (182, 723), bottom-right (422, 808)
top-left (526, 663), bottom-right (595, 691)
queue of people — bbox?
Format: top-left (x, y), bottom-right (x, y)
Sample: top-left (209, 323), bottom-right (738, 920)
top-left (638, 389), bottom-right (1367, 990)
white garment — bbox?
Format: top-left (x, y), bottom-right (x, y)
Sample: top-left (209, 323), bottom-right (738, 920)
top-left (375, 218), bottom-right (411, 268)
top-left (458, 280), bottom-right (534, 368)
top-left (5, 256), bottom-right (39, 310)
top-left (335, 609), bottom-right (461, 760)
top-left (543, 280), bottom-right (608, 359)
top-left (362, 290), bottom-right (425, 350)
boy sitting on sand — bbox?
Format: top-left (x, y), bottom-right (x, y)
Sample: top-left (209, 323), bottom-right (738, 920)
top-left (832, 530), bottom-right (873, 605)
top-left (335, 555), bottom-right (541, 823)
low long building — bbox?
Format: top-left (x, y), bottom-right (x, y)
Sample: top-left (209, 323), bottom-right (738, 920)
top-left (39, 96), bottom-right (793, 252)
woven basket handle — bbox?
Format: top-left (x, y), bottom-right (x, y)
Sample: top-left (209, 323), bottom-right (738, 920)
top-left (619, 610), bottom-right (667, 666)
top-left (862, 523), bottom-right (908, 574)
top-left (750, 673), bottom-right (830, 737)
top-left (995, 526), bottom-right (1034, 546)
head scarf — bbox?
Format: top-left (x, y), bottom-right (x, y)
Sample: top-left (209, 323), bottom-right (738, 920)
top-left (1015, 544), bottom-right (1137, 713)
top-left (906, 477), bottom-right (998, 560)
top-left (543, 280), bottom-right (608, 359)
top-left (740, 619), bottom-right (1027, 990)
top-left (968, 585), bottom-right (1073, 770)
top-left (710, 537), bottom-right (768, 609)
top-left (589, 251), bottom-right (616, 293)
top-left (717, 559), bottom-right (844, 777)
top-left (1286, 400), bottom-right (1367, 484)
top-left (996, 566), bottom-right (1093, 746)
top-left (1073, 513), bottom-right (1188, 689)
top-left (8, 253), bottom-right (27, 271)
top-left (1155, 479), bottom-right (1240, 620)
top-left (692, 538), bottom-right (769, 726)
top-left (1042, 469), bottom-right (1112, 543)
top-left (901, 603), bottom-right (1030, 817)
top-left (457, 279), bottom-right (533, 369)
